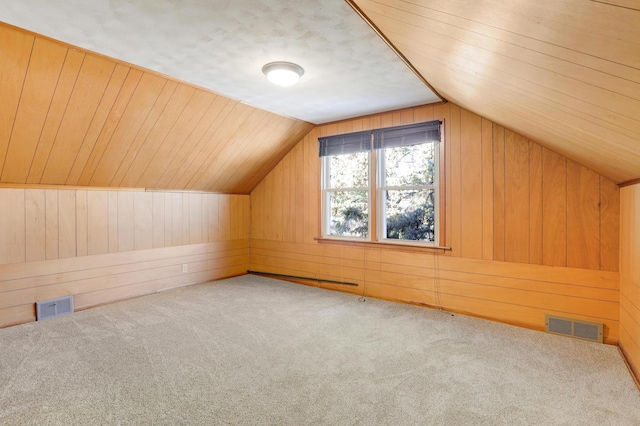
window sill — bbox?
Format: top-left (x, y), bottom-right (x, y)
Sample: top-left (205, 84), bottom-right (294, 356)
top-left (315, 237), bottom-right (451, 253)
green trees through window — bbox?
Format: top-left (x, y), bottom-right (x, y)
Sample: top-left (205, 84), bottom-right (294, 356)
top-left (381, 143), bottom-right (437, 242)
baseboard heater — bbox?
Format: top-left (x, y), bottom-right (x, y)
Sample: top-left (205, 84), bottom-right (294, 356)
top-left (248, 270), bottom-right (358, 286)
top-left (545, 314), bottom-right (603, 343)
top-left (36, 296), bottom-right (74, 321)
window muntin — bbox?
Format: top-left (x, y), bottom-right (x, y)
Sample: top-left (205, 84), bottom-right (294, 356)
top-left (320, 121), bottom-right (441, 246)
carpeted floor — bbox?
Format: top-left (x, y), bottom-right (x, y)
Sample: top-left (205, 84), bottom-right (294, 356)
top-left (0, 275), bottom-right (639, 425)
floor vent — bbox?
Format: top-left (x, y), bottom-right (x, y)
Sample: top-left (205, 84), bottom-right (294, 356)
top-left (36, 296), bottom-right (74, 321)
top-left (545, 314), bottom-right (603, 343)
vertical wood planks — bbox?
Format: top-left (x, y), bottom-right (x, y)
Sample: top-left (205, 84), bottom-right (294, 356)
top-left (45, 190), bottom-right (59, 260)
top-left (282, 154), bottom-right (293, 242)
top-left (243, 196), bottom-right (251, 240)
top-left (230, 195), bottom-right (242, 240)
top-left (272, 163), bottom-right (283, 241)
top-left (0, 188), bottom-right (249, 268)
top-left (459, 109), bottom-right (483, 259)
top-left (58, 190), bottom-right (77, 258)
top-left (304, 129), bottom-right (321, 244)
top-left (619, 184), bottom-right (640, 381)
top-left (25, 189), bottom-right (46, 262)
top-left (503, 130), bottom-right (530, 263)
top-left (434, 103), bottom-right (450, 249)
top-left (88, 191), bottom-right (109, 255)
top-left (294, 142), bottom-right (305, 244)
top-left (0, 189), bottom-right (26, 264)
top-left (251, 182), bottom-right (262, 240)
top-left (108, 191), bottom-right (119, 253)
top-left (449, 105), bottom-right (462, 256)
top-left (481, 118), bottom-right (493, 260)
top-left (189, 194), bottom-right (204, 244)
top-left (152, 192), bottom-right (165, 248)
top-left (599, 177), bottom-right (619, 271)
top-left (493, 125), bottom-right (506, 261)
top-left (208, 194), bottom-right (219, 243)
top-left (263, 172), bottom-right (273, 241)
top-left (118, 191), bottom-right (134, 252)
top-left (542, 148), bottom-right (567, 266)
top-left (76, 190), bottom-right (88, 256)
top-left (567, 161), bottom-right (600, 269)
top-left (529, 142), bottom-right (543, 264)
top-left (181, 194), bottom-right (190, 245)
top-left (219, 195), bottom-right (231, 241)
top-left (134, 191), bottom-right (153, 250)
top-left (189, 193), bottom-right (203, 244)
top-left (171, 193), bottom-right (183, 247)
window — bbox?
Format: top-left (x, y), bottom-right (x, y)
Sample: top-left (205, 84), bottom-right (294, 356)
top-left (320, 121), bottom-right (442, 246)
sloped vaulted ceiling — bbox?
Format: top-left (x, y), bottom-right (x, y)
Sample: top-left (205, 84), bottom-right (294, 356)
top-left (350, 0), bottom-right (640, 183)
top-left (0, 24), bottom-right (313, 194)
top-left (0, 0), bottom-right (441, 194)
top-left (1, 0), bottom-right (638, 191)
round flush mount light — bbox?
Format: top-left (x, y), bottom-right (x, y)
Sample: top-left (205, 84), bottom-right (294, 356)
top-left (262, 61), bottom-right (304, 87)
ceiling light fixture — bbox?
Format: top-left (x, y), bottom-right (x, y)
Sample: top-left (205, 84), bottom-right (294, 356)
top-left (262, 61), bottom-right (304, 87)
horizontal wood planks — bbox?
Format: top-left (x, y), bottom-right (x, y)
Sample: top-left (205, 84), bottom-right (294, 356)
top-left (249, 239), bottom-right (620, 344)
top-left (0, 241), bottom-right (248, 328)
top-left (350, 0), bottom-right (640, 183)
top-left (0, 187), bottom-right (250, 328)
top-left (620, 184), bottom-right (640, 383)
top-left (0, 23), bottom-right (313, 193)
top-left (250, 103), bottom-right (622, 343)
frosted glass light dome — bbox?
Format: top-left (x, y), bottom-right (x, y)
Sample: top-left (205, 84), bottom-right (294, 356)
top-left (262, 62), bottom-right (304, 87)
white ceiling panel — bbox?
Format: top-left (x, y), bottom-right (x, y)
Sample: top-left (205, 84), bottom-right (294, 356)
top-left (0, 0), bottom-right (441, 124)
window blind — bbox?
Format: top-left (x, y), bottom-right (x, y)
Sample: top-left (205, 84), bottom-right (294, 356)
top-left (373, 120), bottom-right (441, 150)
top-left (318, 130), bottom-right (372, 157)
top-left (318, 120), bottom-right (441, 157)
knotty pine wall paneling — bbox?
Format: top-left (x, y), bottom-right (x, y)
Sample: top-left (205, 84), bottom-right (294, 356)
top-left (250, 103), bottom-right (621, 344)
top-left (0, 188), bottom-right (249, 328)
top-left (620, 184), bottom-right (640, 384)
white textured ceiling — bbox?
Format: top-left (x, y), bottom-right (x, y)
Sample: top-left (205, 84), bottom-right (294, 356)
top-left (0, 0), bottom-right (440, 124)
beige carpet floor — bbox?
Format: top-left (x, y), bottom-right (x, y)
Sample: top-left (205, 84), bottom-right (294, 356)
top-left (0, 274), bottom-right (639, 425)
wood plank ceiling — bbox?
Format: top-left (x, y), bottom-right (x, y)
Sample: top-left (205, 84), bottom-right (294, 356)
top-left (0, 23), bottom-right (314, 194)
top-left (350, 0), bottom-right (640, 183)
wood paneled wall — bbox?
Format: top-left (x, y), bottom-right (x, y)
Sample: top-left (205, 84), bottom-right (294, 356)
top-left (250, 103), bottom-right (621, 343)
top-left (0, 188), bottom-right (249, 327)
top-left (0, 23), bottom-right (313, 194)
top-left (620, 184), bottom-right (640, 383)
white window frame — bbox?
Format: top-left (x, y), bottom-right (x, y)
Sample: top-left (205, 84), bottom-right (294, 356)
top-left (321, 152), bottom-right (372, 240)
top-left (376, 142), bottom-right (440, 246)
top-left (319, 121), bottom-right (442, 246)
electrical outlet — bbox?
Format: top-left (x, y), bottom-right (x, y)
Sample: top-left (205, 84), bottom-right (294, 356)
top-left (182, 264), bottom-right (188, 273)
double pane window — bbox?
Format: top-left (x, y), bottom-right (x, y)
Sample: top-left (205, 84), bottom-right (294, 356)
top-left (320, 121), bottom-right (441, 245)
